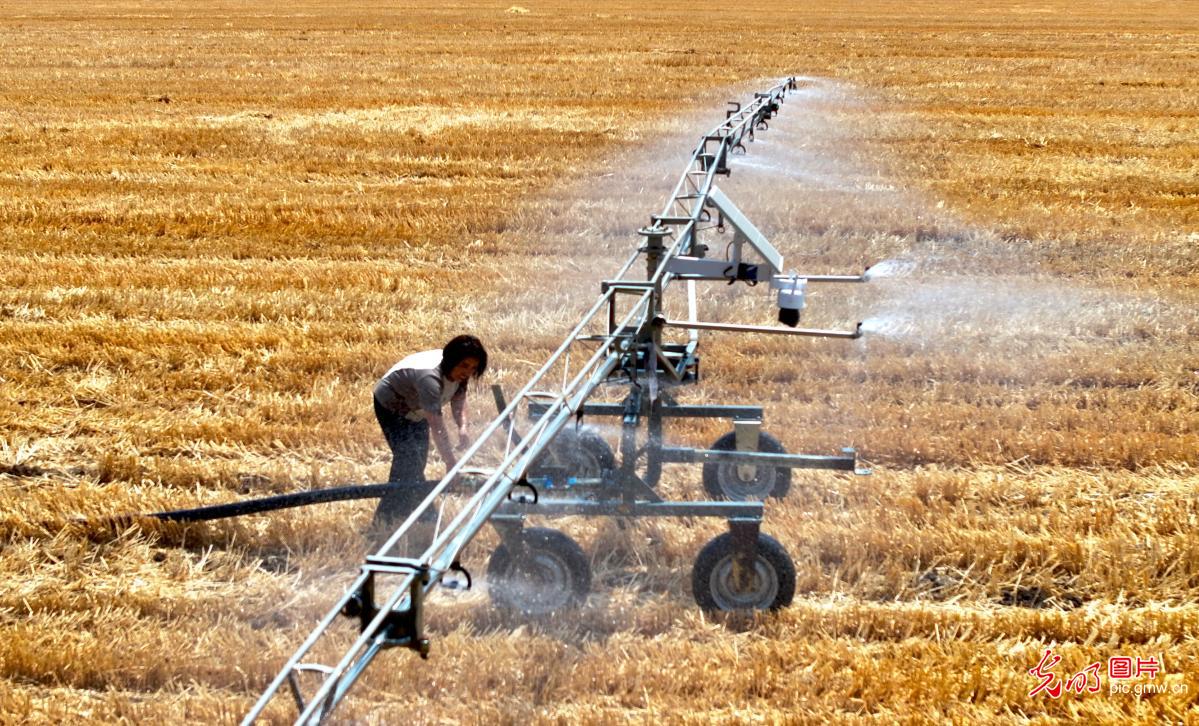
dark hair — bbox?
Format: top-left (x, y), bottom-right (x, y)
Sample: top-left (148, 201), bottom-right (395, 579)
top-left (440, 334), bottom-right (488, 378)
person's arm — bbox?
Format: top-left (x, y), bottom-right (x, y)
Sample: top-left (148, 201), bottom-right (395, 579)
top-left (425, 412), bottom-right (457, 472)
top-left (414, 371), bottom-right (459, 471)
top-left (450, 386), bottom-right (469, 450)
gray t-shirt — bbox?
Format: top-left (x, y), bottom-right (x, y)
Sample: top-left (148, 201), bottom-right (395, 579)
top-left (373, 349), bottom-right (464, 422)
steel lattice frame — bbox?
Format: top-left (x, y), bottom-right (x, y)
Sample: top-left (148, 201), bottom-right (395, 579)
top-left (244, 77), bottom-right (863, 725)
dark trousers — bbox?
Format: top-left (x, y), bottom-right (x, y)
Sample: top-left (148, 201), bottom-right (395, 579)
top-left (372, 397), bottom-right (434, 530)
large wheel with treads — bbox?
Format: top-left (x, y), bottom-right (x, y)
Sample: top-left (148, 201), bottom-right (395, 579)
top-left (486, 527), bottom-right (590, 615)
top-left (527, 427), bottom-right (615, 488)
top-left (691, 531), bottom-right (795, 612)
top-left (701, 431), bottom-right (791, 500)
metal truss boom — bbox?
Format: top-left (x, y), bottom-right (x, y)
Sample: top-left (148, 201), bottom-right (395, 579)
top-left (243, 77), bottom-right (846, 725)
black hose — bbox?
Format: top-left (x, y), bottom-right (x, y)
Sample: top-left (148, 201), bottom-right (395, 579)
top-left (148, 483), bottom-right (395, 523)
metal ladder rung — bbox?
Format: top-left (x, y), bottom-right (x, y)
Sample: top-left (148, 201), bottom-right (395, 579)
top-left (287, 663), bottom-right (336, 714)
top-left (364, 555), bottom-right (426, 574)
top-left (651, 215), bottom-right (694, 225)
top-left (457, 466), bottom-right (497, 478)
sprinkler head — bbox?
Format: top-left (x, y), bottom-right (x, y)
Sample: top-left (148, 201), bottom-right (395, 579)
top-left (773, 274), bottom-right (806, 327)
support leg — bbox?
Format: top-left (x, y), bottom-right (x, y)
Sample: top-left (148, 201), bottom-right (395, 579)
top-left (727, 517), bottom-right (762, 592)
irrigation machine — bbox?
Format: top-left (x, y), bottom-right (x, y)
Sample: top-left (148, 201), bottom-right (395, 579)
top-left (220, 77), bottom-right (872, 723)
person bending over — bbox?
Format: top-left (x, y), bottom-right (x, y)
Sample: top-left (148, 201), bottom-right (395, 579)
top-left (371, 334), bottom-right (488, 533)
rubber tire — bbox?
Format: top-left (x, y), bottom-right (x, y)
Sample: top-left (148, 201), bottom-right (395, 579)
top-left (486, 527), bottom-right (591, 615)
top-left (701, 431), bottom-right (791, 500)
top-left (641, 413), bottom-right (664, 489)
top-left (529, 427), bottom-right (616, 481)
top-left (691, 532), bottom-right (796, 612)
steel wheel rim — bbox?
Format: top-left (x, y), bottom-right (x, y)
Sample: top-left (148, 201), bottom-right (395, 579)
top-left (709, 554), bottom-right (779, 610)
top-left (715, 462), bottom-right (777, 500)
top-left (500, 551), bottom-right (574, 614)
top-left (572, 447), bottom-right (603, 478)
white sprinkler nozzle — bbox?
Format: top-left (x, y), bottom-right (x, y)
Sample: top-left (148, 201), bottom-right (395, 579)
top-left (773, 274), bottom-right (807, 327)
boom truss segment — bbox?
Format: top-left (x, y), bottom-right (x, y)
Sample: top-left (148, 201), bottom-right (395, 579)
top-left (244, 77), bottom-right (867, 724)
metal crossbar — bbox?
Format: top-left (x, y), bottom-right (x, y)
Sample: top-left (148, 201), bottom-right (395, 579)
top-left (243, 77), bottom-right (853, 725)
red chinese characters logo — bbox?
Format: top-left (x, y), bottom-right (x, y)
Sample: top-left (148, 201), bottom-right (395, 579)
top-left (1028, 648), bottom-right (1063, 698)
top-left (1109, 655), bottom-right (1161, 680)
top-left (1135, 656), bottom-right (1160, 679)
top-left (1109, 656), bottom-right (1134, 680)
top-left (1030, 649), bottom-right (1165, 698)
top-left (1064, 662), bottom-right (1102, 695)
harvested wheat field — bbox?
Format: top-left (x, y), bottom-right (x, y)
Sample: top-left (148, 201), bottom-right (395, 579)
top-left (1, 0), bottom-right (1197, 722)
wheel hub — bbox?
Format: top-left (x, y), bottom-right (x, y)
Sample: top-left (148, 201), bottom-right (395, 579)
top-left (718, 462), bottom-right (775, 499)
top-left (710, 555), bottom-right (779, 610)
top-left (501, 553), bottom-right (572, 614)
